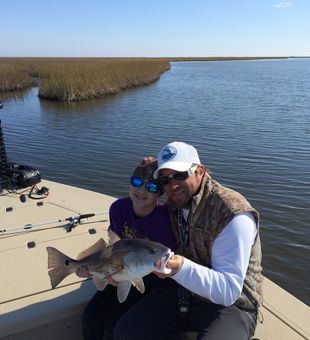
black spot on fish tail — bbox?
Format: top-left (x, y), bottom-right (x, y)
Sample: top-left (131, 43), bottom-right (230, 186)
top-left (46, 247), bottom-right (74, 289)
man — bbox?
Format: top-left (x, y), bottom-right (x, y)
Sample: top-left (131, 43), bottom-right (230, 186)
top-left (114, 141), bottom-right (263, 340)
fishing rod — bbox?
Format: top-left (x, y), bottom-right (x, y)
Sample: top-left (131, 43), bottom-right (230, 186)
top-left (0, 211), bottom-right (109, 235)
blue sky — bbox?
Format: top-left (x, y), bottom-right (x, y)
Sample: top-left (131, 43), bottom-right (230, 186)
top-left (1, 0), bottom-right (309, 57)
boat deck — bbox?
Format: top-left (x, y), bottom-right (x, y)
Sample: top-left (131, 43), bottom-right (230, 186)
top-left (0, 180), bottom-right (309, 340)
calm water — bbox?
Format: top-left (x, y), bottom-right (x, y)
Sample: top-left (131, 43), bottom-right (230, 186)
top-left (1, 59), bottom-right (309, 304)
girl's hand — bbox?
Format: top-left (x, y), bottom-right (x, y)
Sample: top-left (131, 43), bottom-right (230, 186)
top-left (105, 272), bottom-right (120, 287)
top-left (76, 265), bottom-right (92, 279)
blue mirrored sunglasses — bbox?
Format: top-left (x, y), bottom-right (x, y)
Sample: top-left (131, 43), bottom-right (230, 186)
top-left (130, 176), bottom-right (160, 194)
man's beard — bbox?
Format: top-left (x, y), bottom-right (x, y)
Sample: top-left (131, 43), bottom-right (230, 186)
top-left (167, 195), bottom-right (191, 209)
top-left (166, 184), bottom-right (201, 209)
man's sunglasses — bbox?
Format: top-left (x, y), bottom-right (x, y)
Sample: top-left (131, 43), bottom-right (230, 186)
top-left (130, 176), bottom-right (160, 194)
top-left (159, 165), bottom-right (198, 186)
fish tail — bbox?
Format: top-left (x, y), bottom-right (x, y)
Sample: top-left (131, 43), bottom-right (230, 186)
top-left (46, 247), bottom-right (75, 289)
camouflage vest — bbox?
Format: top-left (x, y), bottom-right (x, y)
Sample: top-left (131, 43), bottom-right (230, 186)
top-left (168, 174), bottom-right (263, 310)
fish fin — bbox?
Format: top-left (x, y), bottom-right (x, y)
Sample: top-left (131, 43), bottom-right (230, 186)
top-left (46, 247), bottom-right (73, 289)
top-left (93, 275), bottom-right (108, 291)
top-left (77, 238), bottom-right (108, 260)
top-left (132, 278), bottom-right (145, 294)
top-left (117, 281), bottom-right (132, 303)
top-left (108, 229), bottom-right (121, 245)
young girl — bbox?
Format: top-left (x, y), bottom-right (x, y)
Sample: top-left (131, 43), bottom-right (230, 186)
top-left (79, 156), bottom-right (175, 340)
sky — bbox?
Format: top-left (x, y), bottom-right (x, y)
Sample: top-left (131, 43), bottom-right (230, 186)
top-left (1, 0), bottom-right (309, 57)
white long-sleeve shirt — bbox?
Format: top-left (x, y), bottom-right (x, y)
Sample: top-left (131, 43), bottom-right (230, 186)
top-left (172, 212), bottom-right (257, 306)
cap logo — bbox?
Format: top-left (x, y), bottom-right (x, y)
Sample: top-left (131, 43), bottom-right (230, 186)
top-left (162, 146), bottom-right (177, 160)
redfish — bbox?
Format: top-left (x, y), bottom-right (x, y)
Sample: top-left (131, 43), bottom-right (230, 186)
top-left (47, 237), bottom-right (173, 302)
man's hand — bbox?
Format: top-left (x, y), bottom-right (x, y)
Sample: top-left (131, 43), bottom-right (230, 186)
top-left (155, 255), bottom-right (184, 278)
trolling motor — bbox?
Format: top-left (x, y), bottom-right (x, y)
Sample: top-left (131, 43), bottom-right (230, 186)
top-left (0, 100), bottom-right (41, 191)
top-left (1, 163), bottom-right (41, 190)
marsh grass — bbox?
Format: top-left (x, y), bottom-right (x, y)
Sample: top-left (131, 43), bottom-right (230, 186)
top-left (0, 60), bottom-right (35, 92)
top-left (0, 58), bottom-right (170, 102)
top-left (0, 56), bottom-right (292, 102)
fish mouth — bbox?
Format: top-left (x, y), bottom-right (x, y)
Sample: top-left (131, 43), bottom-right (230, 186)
top-left (154, 251), bottom-right (174, 273)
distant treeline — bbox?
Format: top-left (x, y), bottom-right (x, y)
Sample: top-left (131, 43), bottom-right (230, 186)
top-left (0, 56), bottom-right (295, 102)
top-left (0, 58), bottom-right (170, 102)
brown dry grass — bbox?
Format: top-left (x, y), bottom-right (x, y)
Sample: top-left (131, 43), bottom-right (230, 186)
top-left (0, 59), bottom-right (35, 91)
top-left (0, 58), bottom-right (170, 102)
top-left (0, 56), bottom-right (293, 101)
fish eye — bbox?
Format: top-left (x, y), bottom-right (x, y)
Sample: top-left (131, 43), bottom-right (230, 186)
top-left (148, 248), bottom-right (156, 254)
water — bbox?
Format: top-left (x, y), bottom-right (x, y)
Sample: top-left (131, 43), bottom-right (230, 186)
top-left (1, 59), bottom-right (309, 305)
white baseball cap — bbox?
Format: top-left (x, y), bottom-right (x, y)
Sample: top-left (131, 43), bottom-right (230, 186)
top-left (153, 141), bottom-right (201, 179)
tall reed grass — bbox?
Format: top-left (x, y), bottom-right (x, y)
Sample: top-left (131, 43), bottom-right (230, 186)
top-left (0, 59), bottom-right (35, 92)
top-left (0, 58), bottom-right (170, 102)
top-left (0, 56), bottom-right (291, 101)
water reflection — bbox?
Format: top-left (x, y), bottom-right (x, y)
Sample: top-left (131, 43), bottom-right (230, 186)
top-left (0, 88), bottom-right (32, 102)
top-left (39, 95), bottom-right (110, 114)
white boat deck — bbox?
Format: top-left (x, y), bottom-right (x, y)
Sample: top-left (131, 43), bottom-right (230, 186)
top-left (0, 180), bottom-right (309, 340)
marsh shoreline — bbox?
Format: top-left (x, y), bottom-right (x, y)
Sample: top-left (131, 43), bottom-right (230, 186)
top-left (0, 56), bottom-right (304, 102)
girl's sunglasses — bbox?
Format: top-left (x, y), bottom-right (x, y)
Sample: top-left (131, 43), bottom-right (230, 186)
top-left (130, 176), bottom-right (160, 194)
